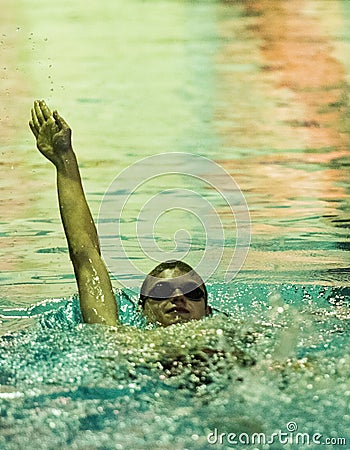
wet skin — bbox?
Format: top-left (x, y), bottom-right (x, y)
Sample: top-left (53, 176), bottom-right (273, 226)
top-left (142, 268), bottom-right (211, 327)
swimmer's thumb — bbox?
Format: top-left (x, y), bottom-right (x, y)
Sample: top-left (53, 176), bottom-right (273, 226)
top-left (53, 110), bottom-right (70, 130)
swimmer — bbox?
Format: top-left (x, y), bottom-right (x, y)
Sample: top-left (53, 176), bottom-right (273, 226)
top-left (29, 100), bottom-right (212, 327)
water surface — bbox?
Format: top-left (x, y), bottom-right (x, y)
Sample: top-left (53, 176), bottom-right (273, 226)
top-left (0, 0), bottom-right (349, 448)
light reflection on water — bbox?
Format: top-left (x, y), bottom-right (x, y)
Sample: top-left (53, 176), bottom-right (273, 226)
top-left (0, 0), bottom-right (350, 448)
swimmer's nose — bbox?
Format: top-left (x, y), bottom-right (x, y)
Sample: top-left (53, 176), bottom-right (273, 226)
top-left (171, 288), bottom-right (187, 301)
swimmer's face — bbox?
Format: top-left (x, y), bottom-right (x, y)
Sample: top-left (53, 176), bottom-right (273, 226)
top-left (142, 267), bottom-right (211, 327)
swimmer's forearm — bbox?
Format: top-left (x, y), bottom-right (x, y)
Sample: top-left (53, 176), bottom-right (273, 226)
top-left (56, 149), bottom-right (100, 255)
top-left (56, 149), bottom-right (118, 325)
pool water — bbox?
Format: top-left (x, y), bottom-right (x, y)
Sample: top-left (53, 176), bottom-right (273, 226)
top-left (1, 284), bottom-right (349, 449)
top-left (1, 0), bottom-right (349, 448)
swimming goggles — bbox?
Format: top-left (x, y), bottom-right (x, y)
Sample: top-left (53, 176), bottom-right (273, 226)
top-left (146, 281), bottom-right (205, 301)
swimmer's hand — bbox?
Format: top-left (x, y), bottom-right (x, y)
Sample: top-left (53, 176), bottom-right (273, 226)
top-left (29, 100), bottom-right (72, 166)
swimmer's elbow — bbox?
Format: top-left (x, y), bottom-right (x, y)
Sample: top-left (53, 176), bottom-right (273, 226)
top-left (82, 307), bottom-right (117, 327)
top-left (66, 243), bottom-right (118, 327)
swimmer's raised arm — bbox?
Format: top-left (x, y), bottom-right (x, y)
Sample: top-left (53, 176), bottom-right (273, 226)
top-left (29, 100), bottom-right (118, 326)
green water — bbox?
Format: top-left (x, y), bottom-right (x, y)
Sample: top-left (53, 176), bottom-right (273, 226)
top-left (1, 284), bottom-right (349, 449)
top-left (0, 0), bottom-right (350, 448)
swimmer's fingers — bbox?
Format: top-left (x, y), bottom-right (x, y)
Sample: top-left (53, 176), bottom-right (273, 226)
top-left (29, 119), bottom-right (38, 138)
top-left (53, 110), bottom-right (70, 131)
top-left (39, 100), bottom-right (52, 121)
top-left (30, 105), bottom-right (57, 134)
top-left (34, 100), bottom-right (45, 126)
top-left (30, 106), bottom-right (40, 133)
